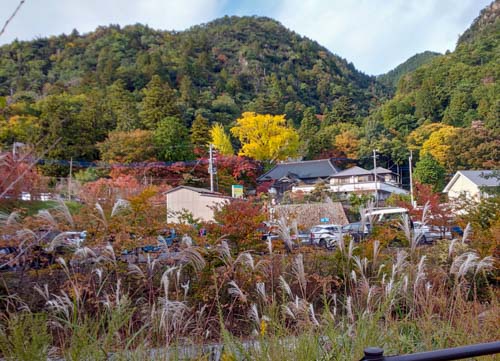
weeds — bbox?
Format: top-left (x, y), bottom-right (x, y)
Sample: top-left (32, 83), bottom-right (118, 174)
top-left (0, 223), bottom-right (498, 360)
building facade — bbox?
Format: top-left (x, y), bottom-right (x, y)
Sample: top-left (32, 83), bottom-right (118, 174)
top-left (292, 166), bottom-right (407, 201)
top-left (165, 186), bottom-right (231, 223)
top-left (443, 170), bottom-right (499, 202)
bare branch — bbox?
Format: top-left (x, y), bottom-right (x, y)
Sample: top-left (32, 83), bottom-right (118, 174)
top-left (0, 0), bottom-right (26, 38)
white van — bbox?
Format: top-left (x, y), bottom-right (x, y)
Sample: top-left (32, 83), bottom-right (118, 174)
top-left (363, 207), bottom-right (410, 224)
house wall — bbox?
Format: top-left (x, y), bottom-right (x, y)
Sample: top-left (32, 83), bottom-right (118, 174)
top-left (447, 176), bottom-right (480, 201)
top-left (292, 182), bottom-right (408, 196)
top-left (167, 188), bottom-right (229, 223)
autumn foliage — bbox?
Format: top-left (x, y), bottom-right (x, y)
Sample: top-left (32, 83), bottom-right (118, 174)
top-left (211, 198), bottom-right (267, 251)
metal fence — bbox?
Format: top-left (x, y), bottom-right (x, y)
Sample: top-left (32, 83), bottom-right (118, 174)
top-left (362, 341), bottom-right (500, 361)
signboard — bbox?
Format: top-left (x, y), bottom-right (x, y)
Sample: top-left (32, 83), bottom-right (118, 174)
top-left (232, 184), bottom-right (244, 198)
top-left (320, 217), bottom-right (329, 223)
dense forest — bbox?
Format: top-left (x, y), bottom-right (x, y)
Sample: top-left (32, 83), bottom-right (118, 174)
top-left (0, 1), bottom-right (498, 187)
top-left (377, 51), bottom-right (441, 89)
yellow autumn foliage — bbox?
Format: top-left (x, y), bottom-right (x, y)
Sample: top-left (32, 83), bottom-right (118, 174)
top-left (420, 125), bottom-right (459, 167)
top-left (335, 130), bottom-right (360, 158)
top-left (210, 123), bottom-right (234, 155)
top-left (407, 122), bottom-right (447, 151)
top-left (230, 112), bottom-right (299, 162)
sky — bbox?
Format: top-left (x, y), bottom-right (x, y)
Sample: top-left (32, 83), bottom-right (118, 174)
top-left (0, 0), bottom-right (492, 75)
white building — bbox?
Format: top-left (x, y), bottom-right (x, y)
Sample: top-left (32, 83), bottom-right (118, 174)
top-left (165, 186), bottom-right (232, 223)
top-left (292, 166), bottom-right (408, 201)
top-left (443, 170), bottom-right (499, 202)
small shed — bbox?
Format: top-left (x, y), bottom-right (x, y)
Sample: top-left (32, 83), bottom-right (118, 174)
top-left (165, 186), bottom-right (231, 223)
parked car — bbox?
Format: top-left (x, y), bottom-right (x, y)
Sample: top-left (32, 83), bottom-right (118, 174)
top-left (342, 222), bottom-right (371, 242)
top-left (309, 224), bottom-right (343, 249)
top-left (257, 222), bottom-right (280, 241)
top-left (363, 207), bottom-right (410, 224)
top-left (450, 225), bottom-right (464, 238)
top-left (413, 222), bottom-right (452, 244)
top-left (294, 231), bottom-right (311, 244)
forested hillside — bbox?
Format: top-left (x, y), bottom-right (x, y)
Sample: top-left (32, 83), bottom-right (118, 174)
top-left (377, 51), bottom-right (441, 89)
top-left (359, 0), bottom-right (499, 187)
top-left (0, 1), bottom-right (498, 184)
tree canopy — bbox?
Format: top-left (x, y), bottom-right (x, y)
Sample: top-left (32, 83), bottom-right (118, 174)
top-left (230, 112), bottom-right (299, 163)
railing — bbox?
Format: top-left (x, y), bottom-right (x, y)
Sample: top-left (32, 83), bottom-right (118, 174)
top-left (361, 341), bottom-right (500, 361)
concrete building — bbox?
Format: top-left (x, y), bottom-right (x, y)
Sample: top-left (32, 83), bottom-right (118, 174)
top-left (443, 170), bottom-right (499, 202)
top-left (165, 186), bottom-right (232, 223)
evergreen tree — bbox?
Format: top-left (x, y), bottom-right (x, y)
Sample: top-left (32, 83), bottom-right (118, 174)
top-left (298, 107), bottom-right (320, 158)
top-left (154, 116), bottom-right (193, 161)
top-left (414, 154), bottom-right (445, 192)
top-left (331, 96), bottom-right (356, 123)
top-left (139, 75), bottom-right (179, 129)
top-left (190, 113), bottom-right (210, 154)
top-left (107, 80), bottom-right (140, 131)
top-left (415, 80), bottom-right (438, 121)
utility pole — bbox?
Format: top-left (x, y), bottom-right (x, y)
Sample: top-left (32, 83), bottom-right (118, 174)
top-left (373, 149), bottom-right (378, 207)
top-left (409, 150), bottom-right (415, 208)
top-left (209, 144), bottom-right (214, 192)
top-left (68, 157), bottom-right (73, 200)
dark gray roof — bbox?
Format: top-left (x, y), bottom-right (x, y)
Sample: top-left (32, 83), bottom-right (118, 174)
top-left (257, 159), bottom-right (340, 182)
top-left (460, 170), bottom-right (499, 187)
top-left (331, 166), bottom-right (371, 177)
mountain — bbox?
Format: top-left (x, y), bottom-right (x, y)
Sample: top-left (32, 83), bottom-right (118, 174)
top-left (0, 16), bottom-right (387, 127)
top-left (357, 1), bottom-right (499, 178)
top-left (373, 0), bottom-right (499, 130)
top-left (377, 51), bottom-right (441, 89)
top-left (458, 0), bottom-right (500, 44)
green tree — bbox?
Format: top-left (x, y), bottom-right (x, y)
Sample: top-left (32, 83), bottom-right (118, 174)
top-left (414, 154), bottom-right (445, 192)
top-left (331, 96), bottom-right (356, 123)
top-left (414, 80), bottom-right (439, 121)
top-left (139, 75), bottom-right (179, 129)
top-left (154, 117), bottom-right (193, 161)
top-left (298, 107), bottom-right (320, 158)
top-left (190, 113), bottom-right (210, 153)
top-left (36, 93), bottom-right (100, 176)
top-left (107, 80), bottom-right (140, 131)
top-left (98, 129), bottom-right (156, 164)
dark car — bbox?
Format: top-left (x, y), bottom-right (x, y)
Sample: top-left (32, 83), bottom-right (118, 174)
top-left (342, 222), bottom-right (371, 242)
top-left (450, 226), bottom-right (464, 238)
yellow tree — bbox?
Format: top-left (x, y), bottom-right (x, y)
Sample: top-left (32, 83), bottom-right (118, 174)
top-left (406, 122), bottom-right (446, 152)
top-left (334, 130), bottom-right (360, 158)
top-left (230, 112), bottom-right (299, 163)
top-left (210, 123), bottom-right (234, 155)
top-left (420, 125), bottom-right (459, 168)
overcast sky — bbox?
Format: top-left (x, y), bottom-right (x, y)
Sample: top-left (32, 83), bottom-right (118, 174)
top-left (0, 0), bottom-right (492, 75)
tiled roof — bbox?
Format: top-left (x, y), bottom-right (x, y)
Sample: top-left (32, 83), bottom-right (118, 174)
top-left (257, 159), bottom-right (340, 181)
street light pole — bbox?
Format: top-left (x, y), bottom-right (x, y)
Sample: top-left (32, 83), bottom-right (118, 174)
top-left (373, 149), bottom-right (378, 207)
top-left (409, 149), bottom-right (415, 208)
top-left (209, 144), bottom-right (214, 192)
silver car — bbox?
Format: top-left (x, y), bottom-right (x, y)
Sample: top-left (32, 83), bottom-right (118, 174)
top-left (309, 224), bottom-right (343, 249)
